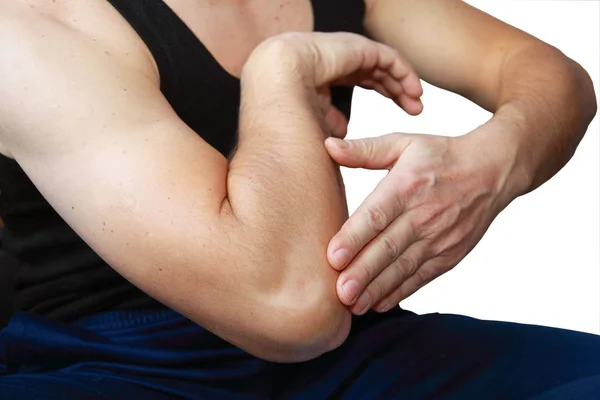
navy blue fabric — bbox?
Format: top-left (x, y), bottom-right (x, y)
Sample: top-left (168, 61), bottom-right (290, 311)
top-left (1, 307), bottom-right (600, 399)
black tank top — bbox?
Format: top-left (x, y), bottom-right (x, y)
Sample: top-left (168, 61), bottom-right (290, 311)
top-left (0, 0), bottom-right (366, 322)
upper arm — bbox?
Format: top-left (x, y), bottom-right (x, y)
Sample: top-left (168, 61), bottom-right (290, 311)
top-left (0, 6), bottom-right (299, 356)
top-left (0, 6), bottom-right (233, 288)
top-left (363, 0), bottom-right (542, 110)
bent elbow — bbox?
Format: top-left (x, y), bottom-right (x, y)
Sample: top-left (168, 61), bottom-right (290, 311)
top-left (570, 59), bottom-right (598, 126)
top-left (259, 285), bottom-right (353, 363)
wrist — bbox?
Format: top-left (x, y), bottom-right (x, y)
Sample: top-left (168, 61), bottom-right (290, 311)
top-left (461, 104), bottom-right (534, 207)
top-left (240, 38), bottom-right (326, 138)
top-left (242, 35), bottom-right (311, 97)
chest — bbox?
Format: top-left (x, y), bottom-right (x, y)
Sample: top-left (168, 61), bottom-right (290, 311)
top-left (163, 0), bottom-right (314, 78)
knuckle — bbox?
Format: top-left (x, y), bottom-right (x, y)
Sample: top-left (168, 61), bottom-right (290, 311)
top-left (380, 235), bottom-right (401, 261)
top-left (364, 139), bottom-right (374, 158)
top-left (395, 170), bottom-right (435, 200)
top-left (367, 279), bottom-right (386, 303)
top-left (432, 229), bottom-right (466, 257)
top-left (340, 228), bottom-right (362, 252)
top-left (414, 268), bottom-right (429, 283)
top-left (365, 206), bottom-right (388, 232)
top-left (413, 204), bottom-right (442, 235)
top-left (392, 285), bottom-right (404, 303)
top-left (415, 267), bottom-right (437, 287)
top-left (354, 263), bottom-right (373, 286)
top-left (357, 139), bottom-right (375, 160)
top-left (422, 204), bottom-right (441, 224)
top-left (395, 173), bottom-right (421, 197)
top-left (391, 256), bottom-right (414, 282)
top-left (413, 271), bottom-right (433, 290)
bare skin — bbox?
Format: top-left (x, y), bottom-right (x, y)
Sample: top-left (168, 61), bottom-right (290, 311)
top-left (325, 0), bottom-right (598, 314)
top-left (1, 0), bottom-right (596, 361)
top-left (0, 0), bottom-right (422, 362)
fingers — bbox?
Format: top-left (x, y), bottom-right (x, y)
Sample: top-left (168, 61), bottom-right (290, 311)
top-left (363, 64), bottom-right (423, 115)
top-left (324, 106), bottom-right (349, 138)
top-left (350, 65), bottom-right (423, 115)
top-left (399, 93), bottom-right (424, 116)
top-left (324, 133), bottom-right (412, 170)
top-left (349, 240), bottom-right (431, 314)
top-left (302, 32), bottom-right (423, 115)
top-left (334, 213), bottom-right (418, 307)
top-left (371, 43), bottom-right (423, 114)
top-left (372, 42), bottom-right (415, 88)
top-left (327, 176), bottom-right (406, 271)
top-left (258, 32), bottom-right (424, 114)
top-left (373, 257), bottom-right (445, 310)
top-left (371, 68), bottom-right (404, 97)
top-left (307, 32), bottom-right (382, 86)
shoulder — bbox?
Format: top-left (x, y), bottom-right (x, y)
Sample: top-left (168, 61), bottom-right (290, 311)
top-left (0, 0), bottom-right (164, 157)
top-left (0, 0), bottom-right (158, 85)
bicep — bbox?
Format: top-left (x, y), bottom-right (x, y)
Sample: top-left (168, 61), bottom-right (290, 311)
top-left (0, 13), bottom-right (240, 318)
top-left (364, 0), bottom-right (540, 108)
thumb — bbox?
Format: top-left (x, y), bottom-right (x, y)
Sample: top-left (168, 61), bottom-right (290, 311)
top-left (324, 106), bottom-right (349, 139)
top-left (324, 133), bottom-right (410, 170)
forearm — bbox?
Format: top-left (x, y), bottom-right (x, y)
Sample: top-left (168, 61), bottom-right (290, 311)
top-left (222, 46), bottom-right (351, 356)
top-left (229, 56), bottom-right (347, 239)
top-left (470, 44), bottom-right (597, 200)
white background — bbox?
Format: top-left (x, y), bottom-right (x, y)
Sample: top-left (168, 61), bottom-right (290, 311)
top-left (346, 0), bottom-right (600, 334)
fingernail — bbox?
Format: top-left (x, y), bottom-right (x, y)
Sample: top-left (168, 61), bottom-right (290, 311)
top-left (330, 138), bottom-right (348, 149)
top-left (332, 249), bottom-right (350, 269)
top-left (355, 292), bottom-right (372, 315)
top-left (342, 280), bottom-right (360, 304)
top-left (377, 302), bottom-right (389, 313)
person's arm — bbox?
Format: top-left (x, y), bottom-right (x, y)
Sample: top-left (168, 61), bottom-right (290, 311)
top-left (0, 6), bottom-right (415, 362)
top-left (317, 0), bottom-right (597, 314)
top-left (363, 0), bottom-right (597, 198)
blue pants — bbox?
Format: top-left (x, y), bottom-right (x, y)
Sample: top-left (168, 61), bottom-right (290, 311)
top-left (1, 306), bottom-right (599, 399)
